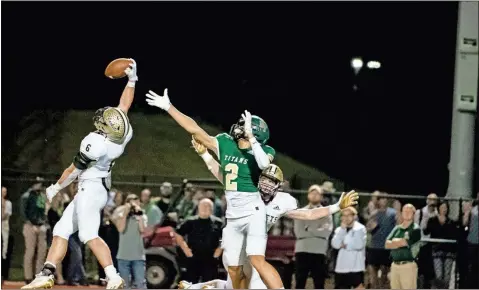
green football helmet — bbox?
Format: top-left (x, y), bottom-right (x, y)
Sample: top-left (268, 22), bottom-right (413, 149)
top-left (229, 114), bottom-right (270, 144)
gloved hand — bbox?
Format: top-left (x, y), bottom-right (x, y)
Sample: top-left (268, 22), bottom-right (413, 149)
top-left (241, 110), bottom-right (253, 139)
top-left (124, 58), bottom-right (138, 82)
top-left (338, 190), bottom-right (359, 209)
top-left (191, 136), bottom-right (207, 155)
top-left (146, 89), bottom-right (171, 111)
top-left (46, 184), bottom-right (61, 203)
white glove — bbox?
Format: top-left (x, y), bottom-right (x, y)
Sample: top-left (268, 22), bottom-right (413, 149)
top-left (146, 89), bottom-right (171, 111)
top-left (46, 184), bottom-right (61, 203)
top-left (124, 59), bottom-right (138, 82)
top-left (241, 110), bottom-right (253, 138)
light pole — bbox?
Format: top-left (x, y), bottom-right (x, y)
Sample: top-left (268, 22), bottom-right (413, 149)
top-left (446, 1), bottom-right (478, 219)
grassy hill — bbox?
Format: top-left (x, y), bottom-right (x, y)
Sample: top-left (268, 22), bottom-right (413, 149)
top-left (60, 110), bottom-right (333, 184)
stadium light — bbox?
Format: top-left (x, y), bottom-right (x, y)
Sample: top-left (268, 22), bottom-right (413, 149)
top-left (351, 57), bottom-right (363, 75)
top-left (351, 57), bottom-right (363, 69)
top-left (367, 60), bottom-right (381, 69)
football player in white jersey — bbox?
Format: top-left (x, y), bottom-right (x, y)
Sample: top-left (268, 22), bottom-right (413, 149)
top-left (178, 138), bottom-right (358, 289)
top-left (22, 59), bottom-right (138, 290)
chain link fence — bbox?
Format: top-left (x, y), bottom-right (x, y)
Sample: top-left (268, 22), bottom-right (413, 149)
top-left (2, 173), bottom-right (476, 288)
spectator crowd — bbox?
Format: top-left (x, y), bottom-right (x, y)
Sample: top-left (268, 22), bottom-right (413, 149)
top-left (1, 177), bottom-right (478, 289)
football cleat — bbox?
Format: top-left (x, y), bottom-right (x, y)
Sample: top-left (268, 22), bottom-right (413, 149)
top-left (178, 280), bottom-right (193, 289)
top-left (21, 273), bottom-right (54, 289)
top-left (105, 276), bottom-right (125, 289)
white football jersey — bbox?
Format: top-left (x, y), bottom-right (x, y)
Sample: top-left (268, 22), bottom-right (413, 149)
top-left (265, 191), bottom-right (298, 230)
top-left (78, 124), bottom-right (133, 181)
top-left (240, 191), bottom-right (298, 289)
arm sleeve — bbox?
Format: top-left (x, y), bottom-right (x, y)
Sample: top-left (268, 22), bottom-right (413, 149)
top-left (250, 142), bottom-right (271, 170)
top-left (346, 226), bottom-right (367, 251)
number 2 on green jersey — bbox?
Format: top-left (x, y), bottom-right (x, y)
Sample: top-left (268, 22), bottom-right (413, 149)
top-left (225, 163), bottom-right (239, 191)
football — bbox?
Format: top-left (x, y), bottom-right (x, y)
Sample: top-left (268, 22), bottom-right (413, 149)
top-left (104, 58), bottom-right (133, 79)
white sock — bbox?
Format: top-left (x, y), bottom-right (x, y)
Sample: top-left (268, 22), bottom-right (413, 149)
top-left (104, 265), bottom-right (118, 280)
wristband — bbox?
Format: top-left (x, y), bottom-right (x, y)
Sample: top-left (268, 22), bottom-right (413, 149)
top-left (329, 203), bottom-right (340, 215)
top-left (127, 81), bottom-right (136, 88)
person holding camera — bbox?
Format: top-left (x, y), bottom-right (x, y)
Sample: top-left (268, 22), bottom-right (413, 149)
top-left (111, 193), bottom-right (147, 289)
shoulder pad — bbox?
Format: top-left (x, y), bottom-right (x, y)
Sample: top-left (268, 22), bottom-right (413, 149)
top-left (80, 133), bottom-right (107, 161)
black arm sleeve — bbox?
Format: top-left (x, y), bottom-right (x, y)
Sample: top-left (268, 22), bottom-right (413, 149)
top-left (73, 151), bottom-right (95, 170)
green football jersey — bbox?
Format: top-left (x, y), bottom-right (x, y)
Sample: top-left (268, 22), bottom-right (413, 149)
top-left (216, 133), bottom-right (276, 193)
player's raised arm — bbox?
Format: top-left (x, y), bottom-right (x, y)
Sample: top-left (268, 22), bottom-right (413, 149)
top-left (117, 59), bottom-right (138, 114)
top-left (191, 137), bottom-right (223, 183)
top-left (145, 89), bottom-right (218, 156)
top-left (286, 190), bottom-right (359, 220)
top-left (242, 110), bottom-right (272, 169)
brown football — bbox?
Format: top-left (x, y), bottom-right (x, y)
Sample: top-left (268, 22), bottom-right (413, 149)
top-left (104, 58), bottom-right (133, 79)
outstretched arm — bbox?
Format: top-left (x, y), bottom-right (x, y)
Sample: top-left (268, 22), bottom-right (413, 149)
top-left (285, 190), bottom-right (359, 220)
top-left (146, 89), bottom-right (218, 156)
top-left (286, 206), bottom-right (333, 220)
top-left (191, 137), bottom-right (223, 183)
top-left (117, 59), bottom-right (138, 114)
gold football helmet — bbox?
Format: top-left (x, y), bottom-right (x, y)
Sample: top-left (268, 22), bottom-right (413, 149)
top-left (258, 164), bottom-right (284, 203)
top-left (93, 107), bottom-right (130, 144)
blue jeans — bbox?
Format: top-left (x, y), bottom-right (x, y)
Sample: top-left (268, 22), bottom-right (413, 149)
top-left (117, 259), bottom-right (147, 289)
top-left (67, 233), bottom-right (86, 282)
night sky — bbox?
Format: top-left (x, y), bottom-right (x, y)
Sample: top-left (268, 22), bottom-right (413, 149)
top-left (2, 2), bottom-right (476, 195)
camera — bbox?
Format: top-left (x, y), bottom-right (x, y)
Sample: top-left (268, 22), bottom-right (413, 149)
top-left (129, 207), bottom-right (143, 216)
top-left (129, 203), bottom-right (143, 216)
